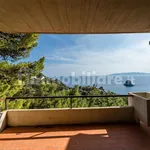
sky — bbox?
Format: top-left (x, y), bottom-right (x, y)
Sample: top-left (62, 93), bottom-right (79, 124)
top-left (25, 33), bottom-right (150, 77)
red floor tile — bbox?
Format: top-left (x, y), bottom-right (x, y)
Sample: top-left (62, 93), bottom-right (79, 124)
top-left (0, 124), bottom-right (150, 150)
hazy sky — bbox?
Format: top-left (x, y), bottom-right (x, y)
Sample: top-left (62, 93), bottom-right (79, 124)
top-left (25, 33), bottom-right (150, 77)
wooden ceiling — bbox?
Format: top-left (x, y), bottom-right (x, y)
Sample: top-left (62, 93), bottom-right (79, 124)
top-left (1, 0), bottom-right (150, 33)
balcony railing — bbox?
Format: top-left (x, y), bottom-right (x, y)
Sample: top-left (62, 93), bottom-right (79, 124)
top-left (1, 95), bottom-right (133, 110)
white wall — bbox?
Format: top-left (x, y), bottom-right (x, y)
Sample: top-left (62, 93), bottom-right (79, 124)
top-left (7, 107), bottom-right (134, 126)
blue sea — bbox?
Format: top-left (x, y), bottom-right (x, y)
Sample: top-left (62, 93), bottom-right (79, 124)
top-left (102, 75), bottom-right (150, 94)
top-left (59, 75), bottom-right (150, 94)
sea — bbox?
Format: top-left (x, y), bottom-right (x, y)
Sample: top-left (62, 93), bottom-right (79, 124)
top-left (58, 75), bottom-right (150, 94)
top-left (102, 75), bottom-right (150, 94)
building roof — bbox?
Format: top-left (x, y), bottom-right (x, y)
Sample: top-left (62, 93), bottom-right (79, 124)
top-left (1, 0), bottom-right (150, 33)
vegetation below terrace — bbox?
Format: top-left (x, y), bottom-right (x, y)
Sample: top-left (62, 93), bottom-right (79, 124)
top-left (0, 74), bottom-right (127, 110)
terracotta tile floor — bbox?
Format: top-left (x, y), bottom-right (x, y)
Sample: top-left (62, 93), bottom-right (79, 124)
top-left (0, 123), bottom-right (150, 150)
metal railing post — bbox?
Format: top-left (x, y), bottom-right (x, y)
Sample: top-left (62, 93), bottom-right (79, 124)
top-left (89, 97), bottom-right (92, 107)
top-left (5, 98), bottom-right (7, 110)
top-left (70, 98), bottom-right (72, 109)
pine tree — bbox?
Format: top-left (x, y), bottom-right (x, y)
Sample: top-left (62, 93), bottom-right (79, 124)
top-left (0, 32), bottom-right (39, 61)
top-left (0, 58), bottom-right (44, 98)
top-left (0, 32), bottom-right (44, 98)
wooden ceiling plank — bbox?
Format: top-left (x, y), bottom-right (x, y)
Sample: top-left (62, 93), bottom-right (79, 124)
top-left (56, 0), bottom-right (69, 33)
top-left (39, 0), bottom-right (65, 33)
top-left (0, 0), bottom-right (150, 33)
top-left (0, 1), bottom-right (33, 32)
top-left (79, 0), bottom-right (91, 33)
top-left (37, 0), bottom-right (55, 33)
top-left (85, 0), bottom-right (100, 33)
top-left (66, 0), bottom-right (85, 33)
top-left (92, 0), bottom-right (125, 33)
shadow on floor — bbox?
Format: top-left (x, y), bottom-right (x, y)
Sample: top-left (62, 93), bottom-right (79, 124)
top-left (0, 123), bottom-right (150, 150)
top-left (65, 124), bottom-right (150, 150)
top-left (1, 124), bottom-right (109, 133)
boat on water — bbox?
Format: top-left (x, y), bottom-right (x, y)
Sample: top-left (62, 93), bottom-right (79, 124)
top-left (123, 80), bottom-right (134, 87)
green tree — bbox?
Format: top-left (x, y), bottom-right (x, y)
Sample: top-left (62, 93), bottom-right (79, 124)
top-left (0, 32), bottom-right (39, 61)
top-left (0, 32), bottom-right (44, 98)
top-left (0, 58), bottom-right (44, 98)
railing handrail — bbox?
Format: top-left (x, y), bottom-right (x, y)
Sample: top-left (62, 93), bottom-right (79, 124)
top-left (0, 95), bottom-right (132, 110)
top-left (6, 95), bottom-right (132, 99)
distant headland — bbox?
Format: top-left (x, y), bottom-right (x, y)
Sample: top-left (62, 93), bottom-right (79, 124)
top-left (109, 72), bottom-right (150, 76)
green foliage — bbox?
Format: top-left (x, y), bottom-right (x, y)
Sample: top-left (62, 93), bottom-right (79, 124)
top-left (0, 32), bottom-right (127, 110)
top-left (0, 32), bottom-right (39, 61)
top-left (5, 83), bottom-right (127, 110)
top-left (0, 72), bottom-right (127, 110)
top-left (0, 32), bottom-right (44, 99)
top-left (0, 58), bottom-right (44, 98)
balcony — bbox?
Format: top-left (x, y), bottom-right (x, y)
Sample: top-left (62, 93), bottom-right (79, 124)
top-left (1, 123), bottom-right (150, 150)
top-left (0, 93), bottom-right (150, 149)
